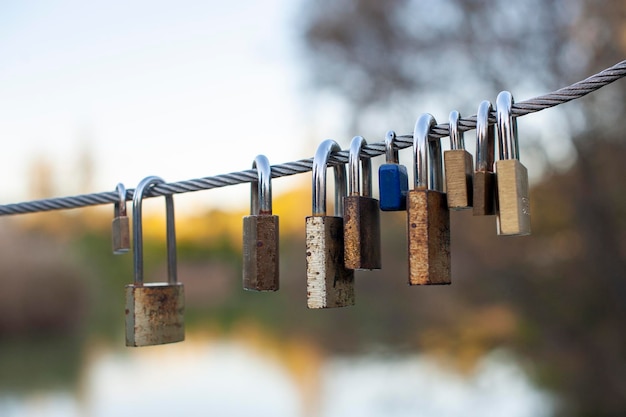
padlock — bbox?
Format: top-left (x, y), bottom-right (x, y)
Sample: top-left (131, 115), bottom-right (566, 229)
top-left (343, 136), bottom-right (381, 270)
top-left (444, 111), bottom-right (473, 209)
top-left (306, 139), bottom-right (355, 308)
top-left (125, 175), bottom-right (184, 347)
top-left (407, 114), bottom-right (451, 285)
top-left (242, 154), bottom-right (279, 291)
top-left (112, 183), bottom-right (130, 254)
top-left (495, 91), bottom-right (531, 236)
top-left (473, 100), bottom-right (497, 216)
top-left (378, 130), bottom-right (409, 211)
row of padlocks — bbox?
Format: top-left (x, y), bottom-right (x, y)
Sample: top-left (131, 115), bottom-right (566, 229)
top-left (114, 91), bottom-right (530, 347)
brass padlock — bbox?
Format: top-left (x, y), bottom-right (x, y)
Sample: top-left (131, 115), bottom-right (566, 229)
top-left (306, 139), bottom-right (355, 308)
top-left (444, 110), bottom-right (473, 209)
top-left (495, 91), bottom-right (531, 236)
top-left (112, 183), bottom-right (130, 254)
top-left (473, 100), bottom-right (497, 216)
top-left (407, 114), bottom-right (451, 285)
top-left (125, 176), bottom-right (184, 347)
top-left (344, 136), bottom-right (381, 270)
top-left (243, 154), bottom-right (279, 291)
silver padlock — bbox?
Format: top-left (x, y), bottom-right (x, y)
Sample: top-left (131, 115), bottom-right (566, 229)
top-left (125, 176), bottom-right (185, 347)
top-left (306, 139), bottom-right (355, 309)
top-left (242, 155), bottom-right (279, 291)
top-left (112, 183), bottom-right (130, 254)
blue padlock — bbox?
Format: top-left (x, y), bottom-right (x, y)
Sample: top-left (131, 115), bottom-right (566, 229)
top-left (378, 130), bottom-right (409, 211)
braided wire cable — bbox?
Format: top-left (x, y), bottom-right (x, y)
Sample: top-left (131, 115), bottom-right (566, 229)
top-left (2, 60), bottom-right (626, 216)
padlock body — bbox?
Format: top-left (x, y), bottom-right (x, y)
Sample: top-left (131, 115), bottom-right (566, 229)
top-left (306, 216), bottom-right (355, 308)
top-left (242, 214), bottom-right (279, 291)
top-left (473, 171), bottom-right (496, 216)
top-left (343, 195), bottom-right (381, 270)
top-left (125, 283), bottom-right (185, 347)
top-left (444, 150), bottom-right (473, 210)
top-left (495, 159), bottom-right (531, 236)
top-left (379, 163), bottom-right (409, 211)
top-left (112, 216), bottom-right (130, 254)
top-left (407, 189), bottom-right (451, 285)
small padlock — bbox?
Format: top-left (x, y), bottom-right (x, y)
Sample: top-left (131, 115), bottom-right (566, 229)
top-left (407, 114), bottom-right (451, 285)
top-left (242, 154), bottom-right (279, 291)
top-left (495, 91), bottom-right (531, 236)
top-left (444, 111), bottom-right (473, 209)
top-left (378, 130), bottom-right (409, 211)
top-left (473, 100), bottom-right (497, 216)
top-left (125, 176), bottom-right (184, 347)
top-left (112, 183), bottom-right (130, 254)
top-left (306, 139), bottom-right (355, 308)
top-left (343, 136), bottom-right (381, 270)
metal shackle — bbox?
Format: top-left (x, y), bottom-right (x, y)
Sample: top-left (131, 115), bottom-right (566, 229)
top-left (476, 100), bottom-right (495, 171)
top-left (348, 136), bottom-right (372, 197)
top-left (449, 110), bottom-right (465, 150)
top-left (413, 113), bottom-right (444, 191)
top-left (312, 139), bottom-right (347, 216)
top-left (384, 130), bottom-right (400, 164)
top-left (132, 176), bottom-right (177, 285)
top-left (250, 155), bottom-right (272, 216)
top-left (114, 183), bottom-right (127, 217)
top-left (496, 91), bottom-right (519, 161)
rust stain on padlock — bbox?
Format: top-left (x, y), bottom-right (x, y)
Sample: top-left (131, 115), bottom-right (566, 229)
top-left (343, 196), bottom-right (381, 270)
top-left (243, 215), bottom-right (279, 291)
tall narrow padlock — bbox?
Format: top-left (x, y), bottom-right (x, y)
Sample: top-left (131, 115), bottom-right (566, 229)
top-left (495, 91), bottom-right (531, 236)
top-left (243, 154), bottom-right (279, 291)
top-left (125, 176), bottom-right (184, 347)
top-left (379, 130), bottom-right (409, 211)
top-left (344, 136), bottom-right (381, 270)
top-left (473, 100), bottom-right (497, 216)
top-left (407, 114), bottom-right (451, 285)
top-left (112, 183), bottom-right (130, 254)
top-left (306, 139), bottom-right (355, 308)
top-left (444, 111), bottom-right (473, 209)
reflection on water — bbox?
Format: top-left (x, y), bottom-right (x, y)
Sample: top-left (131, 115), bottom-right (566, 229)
top-left (0, 336), bottom-right (554, 417)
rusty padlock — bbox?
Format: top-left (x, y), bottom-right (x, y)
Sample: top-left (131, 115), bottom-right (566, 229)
top-left (125, 176), bottom-right (184, 347)
top-left (407, 114), bottom-right (451, 285)
top-left (112, 183), bottom-right (130, 254)
top-left (444, 111), bottom-right (473, 209)
top-left (495, 91), bottom-right (531, 236)
top-left (306, 139), bottom-right (355, 308)
top-left (378, 130), bottom-right (409, 211)
top-left (344, 136), bottom-right (381, 270)
top-left (242, 154), bottom-right (279, 291)
top-left (473, 100), bottom-right (497, 216)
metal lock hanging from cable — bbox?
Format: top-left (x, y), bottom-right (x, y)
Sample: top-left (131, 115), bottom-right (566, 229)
top-left (343, 136), bottom-right (381, 270)
top-left (378, 130), bottom-right (409, 211)
top-left (125, 176), bottom-right (185, 347)
top-left (407, 114), bottom-right (451, 285)
top-left (305, 139), bottom-right (355, 309)
top-left (242, 155), bottom-right (279, 291)
top-left (495, 91), bottom-right (531, 236)
top-left (473, 100), bottom-right (497, 216)
top-left (112, 183), bottom-right (130, 254)
top-left (444, 111), bottom-right (474, 209)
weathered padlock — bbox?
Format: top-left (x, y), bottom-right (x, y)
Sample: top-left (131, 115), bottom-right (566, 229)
top-left (444, 111), bottom-right (473, 209)
top-left (125, 176), bottom-right (184, 347)
top-left (473, 100), bottom-right (497, 216)
top-left (343, 136), bottom-right (381, 270)
top-left (242, 154), bottom-right (279, 291)
top-left (495, 91), bottom-right (531, 236)
top-left (306, 139), bottom-right (355, 308)
top-left (112, 183), bottom-right (130, 254)
top-left (378, 130), bottom-right (409, 211)
top-left (407, 114), bottom-right (451, 285)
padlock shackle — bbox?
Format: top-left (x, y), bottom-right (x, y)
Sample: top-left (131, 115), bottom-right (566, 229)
top-left (312, 139), bottom-right (347, 216)
top-left (449, 111), bottom-right (465, 150)
top-left (496, 91), bottom-right (519, 161)
top-left (114, 182), bottom-right (127, 218)
top-left (132, 176), bottom-right (177, 286)
top-left (413, 113), bottom-right (444, 192)
top-left (384, 130), bottom-right (400, 164)
top-left (250, 155), bottom-right (272, 215)
top-left (476, 100), bottom-right (495, 172)
top-left (348, 136), bottom-right (372, 197)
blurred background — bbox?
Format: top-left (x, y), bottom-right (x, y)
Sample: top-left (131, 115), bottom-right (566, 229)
top-left (1, 0), bottom-right (625, 416)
